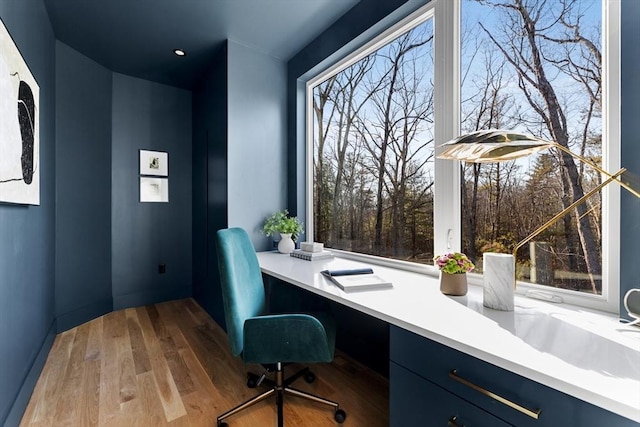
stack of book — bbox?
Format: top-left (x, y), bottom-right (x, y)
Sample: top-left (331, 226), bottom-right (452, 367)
top-left (289, 241), bottom-right (334, 261)
top-left (290, 249), bottom-right (334, 261)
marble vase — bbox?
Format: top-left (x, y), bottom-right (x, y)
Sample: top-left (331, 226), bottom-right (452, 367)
top-left (483, 252), bottom-right (514, 311)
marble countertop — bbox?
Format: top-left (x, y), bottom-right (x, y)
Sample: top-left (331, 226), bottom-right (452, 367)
top-left (257, 251), bottom-right (640, 423)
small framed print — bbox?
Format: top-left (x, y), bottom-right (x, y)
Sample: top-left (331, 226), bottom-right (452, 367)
top-left (140, 177), bottom-right (169, 203)
top-left (140, 150), bottom-right (168, 176)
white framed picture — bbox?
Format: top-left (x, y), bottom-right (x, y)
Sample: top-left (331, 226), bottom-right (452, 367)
top-left (0, 17), bottom-right (40, 205)
top-left (140, 177), bottom-right (169, 203)
top-left (139, 150), bottom-right (168, 176)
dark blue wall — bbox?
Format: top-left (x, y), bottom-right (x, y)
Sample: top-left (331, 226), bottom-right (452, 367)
top-left (54, 47), bottom-right (194, 324)
top-left (1, 4), bottom-right (194, 423)
top-left (55, 41), bottom-right (113, 331)
top-left (112, 73), bottom-right (193, 310)
top-left (620, 0), bottom-right (640, 317)
top-left (192, 40), bottom-right (288, 327)
top-left (227, 40), bottom-right (287, 248)
top-left (193, 44), bottom-right (228, 327)
top-left (0, 1), bottom-right (56, 425)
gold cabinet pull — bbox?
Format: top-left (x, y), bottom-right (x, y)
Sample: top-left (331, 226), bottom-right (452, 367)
top-left (449, 370), bottom-right (541, 420)
top-left (448, 415), bottom-right (464, 426)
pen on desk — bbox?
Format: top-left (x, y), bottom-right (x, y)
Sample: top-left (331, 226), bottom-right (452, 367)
top-left (321, 268), bottom-right (374, 277)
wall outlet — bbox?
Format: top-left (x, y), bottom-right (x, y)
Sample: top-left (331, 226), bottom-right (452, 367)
top-left (158, 263), bottom-right (166, 274)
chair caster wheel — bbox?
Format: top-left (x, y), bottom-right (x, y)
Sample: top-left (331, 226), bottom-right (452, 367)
top-left (217, 422), bottom-right (228, 427)
top-left (334, 409), bottom-right (347, 423)
top-left (304, 371), bottom-right (316, 383)
top-left (247, 373), bottom-right (258, 388)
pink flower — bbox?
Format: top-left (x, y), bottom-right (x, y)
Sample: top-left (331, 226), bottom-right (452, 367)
top-left (433, 252), bottom-right (475, 274)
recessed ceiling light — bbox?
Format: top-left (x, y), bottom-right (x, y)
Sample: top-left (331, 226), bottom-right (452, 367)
top-left (173, 48), bottom-right (186, 57)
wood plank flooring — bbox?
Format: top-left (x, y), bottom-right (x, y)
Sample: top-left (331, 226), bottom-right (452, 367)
top-left (20, 299), bottom-right (389, 427)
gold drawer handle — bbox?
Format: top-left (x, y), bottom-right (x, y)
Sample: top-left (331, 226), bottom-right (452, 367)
top-left (449, 370), bottom-right (541, 420)
top-left (448, 415), bottom-right (464, 426)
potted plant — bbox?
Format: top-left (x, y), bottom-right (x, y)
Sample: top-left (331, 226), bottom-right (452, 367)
top-left (261, 209), bottom-right (304, 254)
top-left (433, 252), bottom-right (475, 296)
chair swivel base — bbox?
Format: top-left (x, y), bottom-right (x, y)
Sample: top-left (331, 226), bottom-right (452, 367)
top-left (217, 362), bottom-right (346, 427)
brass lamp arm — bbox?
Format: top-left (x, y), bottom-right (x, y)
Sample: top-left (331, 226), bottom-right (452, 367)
top-left (512, 168), bottom-right (626, 264)
top-left (551, 142), bottom-right (640, 198)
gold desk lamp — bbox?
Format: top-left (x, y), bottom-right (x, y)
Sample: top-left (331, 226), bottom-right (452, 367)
top-left (437, 129), bottom-right (640, 309)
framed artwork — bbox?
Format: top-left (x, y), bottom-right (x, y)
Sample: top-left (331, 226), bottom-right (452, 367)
top-left (0, 17), bottom-right (40, 205)
top-left (140, 177), bottom-right (169, 203)
top-left (139, 150), bottom-right (168, 176)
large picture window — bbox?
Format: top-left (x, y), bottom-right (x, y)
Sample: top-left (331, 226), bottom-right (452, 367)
top-left (311, 14), bottom-right (435, 262)
top-left (460, 0), bottom-right (606, 295)
top-left (307, 0), bottom-right (619, 311)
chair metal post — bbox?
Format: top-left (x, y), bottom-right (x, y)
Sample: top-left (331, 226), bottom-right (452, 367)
top-left (276, 362), bottom-right (284, 427)
top-left (285, 386), bottom-right (340, 409)
top-left (216, 388), bottom-right (275, 426)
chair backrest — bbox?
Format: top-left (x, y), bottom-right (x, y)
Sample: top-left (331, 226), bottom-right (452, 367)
top-left (215, 227), bottom-right (267, 357)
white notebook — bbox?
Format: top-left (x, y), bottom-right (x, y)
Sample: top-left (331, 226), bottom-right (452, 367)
top-left (321, 268), bottom-right (393, 292)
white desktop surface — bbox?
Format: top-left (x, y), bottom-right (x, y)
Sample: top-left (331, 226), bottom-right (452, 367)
top-left (257, 251), bottom-right (640, 423)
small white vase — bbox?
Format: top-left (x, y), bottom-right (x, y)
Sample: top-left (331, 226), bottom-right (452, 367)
top-left (277, 233), bottom-right (295, 254)
top-left (483, 252), bottom-right (515, 311)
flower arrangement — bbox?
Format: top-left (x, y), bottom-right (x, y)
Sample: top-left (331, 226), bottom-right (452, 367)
top-left (433, 252), bottom-right (475, 274)
top-left (261, 209), bottom-right (304, 240)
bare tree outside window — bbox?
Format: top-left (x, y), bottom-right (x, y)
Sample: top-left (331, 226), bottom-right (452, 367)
top-left (461, 0), bottom-right (603, 293)
top-left (313, 18), bottom-right (435, 263)
top-left (312, 0), bottom-right (605, 295)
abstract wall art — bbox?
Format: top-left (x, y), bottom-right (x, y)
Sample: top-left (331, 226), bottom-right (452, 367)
top-left (0, 17), bottom-right (40, 205)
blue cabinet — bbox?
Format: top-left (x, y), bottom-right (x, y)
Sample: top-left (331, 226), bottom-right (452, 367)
top-left (391, 361), bottom-right (512, 426)
top-left (390, 325), bottom-right (637, 427)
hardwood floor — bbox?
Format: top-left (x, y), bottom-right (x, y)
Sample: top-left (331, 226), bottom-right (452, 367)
top-left (20, 299), bottom-right (389, 426)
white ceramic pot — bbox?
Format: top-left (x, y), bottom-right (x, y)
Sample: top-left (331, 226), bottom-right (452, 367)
top-left (277, 233), bottom-right (295, 254)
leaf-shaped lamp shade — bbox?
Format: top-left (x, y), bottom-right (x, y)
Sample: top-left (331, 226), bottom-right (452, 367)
top-left (438, 130), bottom-right (553, 163)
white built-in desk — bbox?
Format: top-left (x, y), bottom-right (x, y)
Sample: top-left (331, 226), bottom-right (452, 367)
top-left (257, 251), bottom-right (640, 425)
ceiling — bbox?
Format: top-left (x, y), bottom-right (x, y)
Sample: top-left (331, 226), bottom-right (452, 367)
top-left (44, 0), bottom-right (360, 90)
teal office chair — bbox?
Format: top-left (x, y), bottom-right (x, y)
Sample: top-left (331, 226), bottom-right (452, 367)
top-left (215, 227), bottom-right (346, 427)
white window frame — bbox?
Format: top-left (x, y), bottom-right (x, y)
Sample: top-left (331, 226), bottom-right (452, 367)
top-left (304, 0), bottom-right (621, 313)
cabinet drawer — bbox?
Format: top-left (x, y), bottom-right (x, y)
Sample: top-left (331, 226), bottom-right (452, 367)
top-left (390, 325), bottom-right (634, 427)
top-left (391, 361), bottom-right (512, 427)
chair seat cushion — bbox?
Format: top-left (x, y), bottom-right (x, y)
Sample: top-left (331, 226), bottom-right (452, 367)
top-left (242, 312), bottom-right (336, 364)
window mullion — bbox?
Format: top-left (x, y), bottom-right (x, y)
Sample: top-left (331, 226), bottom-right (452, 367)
top-left (433, 0), bottom-right (461, 257)
top-left (600, 0), bottom-right (620, 312)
